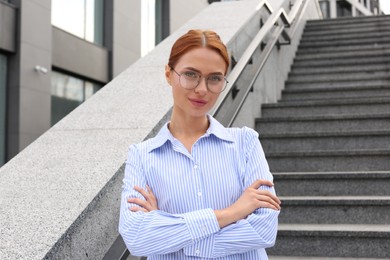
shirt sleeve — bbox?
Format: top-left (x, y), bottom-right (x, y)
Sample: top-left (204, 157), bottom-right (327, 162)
top-left (118, 144), bottom-right (220, 257)
top-left (183, 127), bottom-right (280, 258)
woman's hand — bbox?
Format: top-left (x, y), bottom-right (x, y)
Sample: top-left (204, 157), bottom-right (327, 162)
top-left (128, 185), bottom-right (158, 212)
top-left (215, 179), bottom-right (281, 228)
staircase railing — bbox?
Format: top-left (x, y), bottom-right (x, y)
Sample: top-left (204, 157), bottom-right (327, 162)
top-left (211, 0), bottom-right (309, 126)
top-left (103, 0), bottom-right (310, 259)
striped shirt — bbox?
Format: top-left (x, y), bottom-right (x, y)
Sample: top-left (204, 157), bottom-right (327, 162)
top-left (119, 115), bottom-right (279, 259)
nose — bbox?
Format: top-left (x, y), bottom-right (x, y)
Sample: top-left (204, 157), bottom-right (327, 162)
top-left (194, 77), bottom-right (208, 95)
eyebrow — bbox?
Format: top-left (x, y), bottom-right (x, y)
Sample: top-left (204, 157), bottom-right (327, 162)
top-left (183, 67), bottom-right (224, 75)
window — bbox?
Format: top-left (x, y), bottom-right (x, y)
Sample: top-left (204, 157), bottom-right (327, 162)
top-left (51, 71), bottom-right (101, 125)
top-left (319, 0), bottom-right (331, 18)
top-left (51, 0), bottom-right (104, 45)
top-left (155, 0), bottom-right (170, 45)
top-left (141, 0), bottom-right (156, 56)
top-left (337, 0), bottom-right (352, 17)
top-left (0, 54), bottom-right (6, 166)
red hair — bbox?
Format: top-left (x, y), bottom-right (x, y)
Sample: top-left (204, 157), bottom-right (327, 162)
top-left (168, 30), bottom-right (230, 74)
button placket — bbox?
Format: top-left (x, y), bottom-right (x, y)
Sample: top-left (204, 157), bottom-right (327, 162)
top-left (192, 144), bottom-right (204, 208)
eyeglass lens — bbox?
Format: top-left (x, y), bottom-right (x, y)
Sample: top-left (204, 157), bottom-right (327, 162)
top-left (179, 70), bottom-right (226, 93)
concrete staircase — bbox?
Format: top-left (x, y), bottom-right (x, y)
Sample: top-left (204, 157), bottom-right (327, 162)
top-left (256, 15), bottom-right (390, 259)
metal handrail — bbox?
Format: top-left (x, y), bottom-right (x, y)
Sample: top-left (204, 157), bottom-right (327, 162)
top-left (103, 0), bottom-right (308, 259)
top-left (210, 0), bottom-right (307, 126)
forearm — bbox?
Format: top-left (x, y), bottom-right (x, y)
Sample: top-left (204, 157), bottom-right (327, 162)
top-left (119, 206), bottom-right (220, 256)
top-left (184, 208), bottom-right (279, 258)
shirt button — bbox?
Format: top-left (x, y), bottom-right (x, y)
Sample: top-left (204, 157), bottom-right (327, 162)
top-left (195, 249), bottom-right (200, 255)
top-left (194, 165), bottom-right (198, 169)
top-left (197, 191), bottom-right (202, 197)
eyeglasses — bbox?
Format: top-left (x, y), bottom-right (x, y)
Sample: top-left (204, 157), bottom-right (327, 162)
top-left (170, 67), bottom-right (228, 94)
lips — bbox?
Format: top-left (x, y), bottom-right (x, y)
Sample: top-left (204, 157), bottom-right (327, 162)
top-left (188, 98), bottom-right (208, 107)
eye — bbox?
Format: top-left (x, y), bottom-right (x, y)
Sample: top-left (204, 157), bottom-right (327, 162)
top-left (208, 75), bottom-right (223, 82)
top-left (183, 71), bottom-right (199, 79)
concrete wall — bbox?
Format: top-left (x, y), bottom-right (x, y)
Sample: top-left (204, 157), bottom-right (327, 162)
top-left (170, 0), bottom-right (209, 32)
top-left (7, 0), bottom-right (52, 160)
top-left (0, 1), bottom-right (16, 52)
top-left (52, 28), bottom-right (109, 82)
top-left (0, 1), bottom-right (296, 259)
top-left (112, 0), bottom-right (142, 77)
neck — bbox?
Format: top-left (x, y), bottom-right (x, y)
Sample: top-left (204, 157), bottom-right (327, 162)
top-left (169, 110), bottom-right (209, 138)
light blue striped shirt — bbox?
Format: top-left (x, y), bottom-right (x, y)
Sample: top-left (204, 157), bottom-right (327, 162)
top-left (119, 115), bottom-right (279, 259)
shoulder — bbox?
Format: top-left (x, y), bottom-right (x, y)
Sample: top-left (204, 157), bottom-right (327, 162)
top-left (227, 127), bottom-right (261, 160)
top-left (226, 126), bottom-right (259, 143)
top-left (128, 136), bottom-right (159, 154)
top-left (127, 123), bottom-right (171, 156)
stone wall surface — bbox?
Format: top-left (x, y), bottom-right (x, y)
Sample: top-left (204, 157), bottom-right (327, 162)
top-left (0, 0), bottom-right (281, 259)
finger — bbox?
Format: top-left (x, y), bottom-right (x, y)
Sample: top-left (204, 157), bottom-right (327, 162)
top-left (249, 179), bottom-right (274, 189)
top-left (258, 201), bottom-right (280, 211)
top-left (255, 190), bottom-right (281, 205)
top-left (145, 185), bottom-right (157, 202)
top-left (129, 206), bottom-right (148, 213)
top-left (134, 186), bottom-right (157, 206)
top-left (256, 190), bottom-right (281, 205)
top-left (256, 194), bottom-right (281, 210)
top-left (146, 185), bottom-right (154, 195)
top-left (134, 186), bottom-right (151, 200)
top-left (128, 197), bottom-right (149, 209)
top-left (146, 185), bottom-right (158, 207)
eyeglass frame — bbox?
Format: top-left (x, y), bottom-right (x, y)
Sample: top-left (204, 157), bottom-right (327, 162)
top-left (169, 67), bottom-right (228, 94)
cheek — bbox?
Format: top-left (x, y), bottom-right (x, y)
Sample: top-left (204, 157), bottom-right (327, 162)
top-left (171, 83), bottom-right (186, 101)
top-left (209, 93), bottom-right (219, 104)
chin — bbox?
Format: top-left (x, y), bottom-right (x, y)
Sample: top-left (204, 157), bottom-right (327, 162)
top-left (188, 109), bottom-right (209, 118)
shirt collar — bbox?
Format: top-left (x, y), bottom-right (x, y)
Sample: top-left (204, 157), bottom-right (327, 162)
top-left (147, 114), bottom-right (234, 153)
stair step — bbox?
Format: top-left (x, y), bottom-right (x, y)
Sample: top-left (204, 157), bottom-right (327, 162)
top-left (298, 36), bottom-right (390, 48)
top-left (286, 78), bottom-right (390, 89)
top-left (281, 85), bottom-right (390, 101)
top-left (270, 257), bottom-right (384, 260)
top-left (278, 196), bottom-right (390, 224)
top-left (302, 22), bottom-right (390, 38)
top-left (266, 149), bottom-right (390, 172)
top-left (294, 48), bottom-right (390, 61)
top-left (296, 43), bottom-right (390, 55)
top-left (290, 64), bottom-right (390, 75)
top-left (261, 130), bottom-right (390, 152)
top-left (287, 73), bottom-right (390, 85)
top-left (292, 55), bottom-right (390, 68)
top-left (256, 114), bottom-right (390, 134)
top-left (301, 31), bottom-right (390, 44)
top-left (267, 224), bottom-right (390, 258)
top-left (305, 15), bottom-right (390, 28)
top-left (273, 171), bottom-right (390, 196)
top-left (261, 97), bottom-right (390, 117)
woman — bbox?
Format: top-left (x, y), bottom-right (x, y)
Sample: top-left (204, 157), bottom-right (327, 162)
top-left (119, 30), bottom-right (281, 259)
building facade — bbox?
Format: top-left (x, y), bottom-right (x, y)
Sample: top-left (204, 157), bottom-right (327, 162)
top-left (0, 0), bottom-right (384, 167)
top-left (318, 0), bottom-right (381, 18)
top-left (0, 0), bottom-right (210, 166)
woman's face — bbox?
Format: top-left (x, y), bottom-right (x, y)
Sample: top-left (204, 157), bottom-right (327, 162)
top-left (166, 47), bottom-right (227, 119)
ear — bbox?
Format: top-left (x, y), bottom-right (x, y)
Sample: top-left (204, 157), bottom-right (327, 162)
top-left (165, 64), bottom-right (171, 85)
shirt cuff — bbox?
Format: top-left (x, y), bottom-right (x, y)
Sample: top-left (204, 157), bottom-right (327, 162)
top-left (182, 208), bottom-right (220, 241)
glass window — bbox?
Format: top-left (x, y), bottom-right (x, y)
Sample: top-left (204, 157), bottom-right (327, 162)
top-left (337, 0), bottom-right (352, 17)
top-left (319, 0), bottom-right (331, 18)
top-left (155, 0), bottom-right (170, 45)
top-left (0, 54), bottom-right (6, 166)
top-left (51, 71), bottom-right (102, 125)
top-left (51, 0), bottom-right (104, 45)
top-left (141, 0), bottom-right (156, 56)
